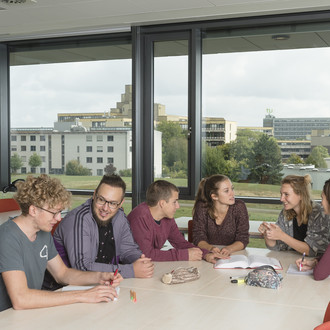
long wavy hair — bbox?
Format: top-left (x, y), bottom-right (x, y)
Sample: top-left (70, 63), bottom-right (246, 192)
top-left (193, 174), bottom-right (229, 220)
top-left (281, 174), bottom-right (312, 224)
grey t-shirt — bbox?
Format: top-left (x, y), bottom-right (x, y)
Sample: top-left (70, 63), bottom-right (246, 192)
top-left (0, 218), bottom-right (58, 312)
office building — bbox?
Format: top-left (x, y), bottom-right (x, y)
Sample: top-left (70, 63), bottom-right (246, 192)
top-left (263, 114), bottom-right (330, 140)
top-left (311, 129), bottom-right (330, 154)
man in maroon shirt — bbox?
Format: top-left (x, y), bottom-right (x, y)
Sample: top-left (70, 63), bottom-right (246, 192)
top-left (127, 180), bottom-right (220, 263)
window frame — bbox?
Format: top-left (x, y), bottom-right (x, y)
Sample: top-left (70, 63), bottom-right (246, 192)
top-left (1, 11), bottom-right (330, 204)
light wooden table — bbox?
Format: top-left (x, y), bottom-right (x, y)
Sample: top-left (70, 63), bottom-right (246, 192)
top-left (0, 248), bottom-right (328, 330)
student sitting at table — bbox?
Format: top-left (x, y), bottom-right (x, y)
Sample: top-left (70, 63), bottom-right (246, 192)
top-left (0, 175), bottom-right (122, 312)
top-left (258, 174), bottom-right (329, 257)
top-left (53, 174), bottom-right (154, 280)
top-left (127, 180), bottom-right (221, 263)
top-left (192, 174), bottom-right (249, 258)
top-left (296, 179), bottom-right (330, 280)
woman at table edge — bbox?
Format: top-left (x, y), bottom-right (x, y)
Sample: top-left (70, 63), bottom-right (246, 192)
top-left (295, 178), bottom-right (330, 281)
top-left (258, 174), bottom-right (329, 258)
top-left (192, 174), bottom-right (249, 258)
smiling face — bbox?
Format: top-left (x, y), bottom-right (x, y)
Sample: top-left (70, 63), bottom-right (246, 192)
top-left (160, 190), bottom-right (180, 219)
top-left (92, 183), bottom-right (124, 225)
top-left (33, 204), bottom-right (63, 232)
top-left (211, 179), bottom-right (235, 206)
top-left (280, 183), bottom-right (301, 213)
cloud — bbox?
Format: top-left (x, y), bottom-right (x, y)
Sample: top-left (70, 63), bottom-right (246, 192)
top-left (10, 60), bottom-right (131, 127)
top-left (10, 47), bottom-right (330, 128)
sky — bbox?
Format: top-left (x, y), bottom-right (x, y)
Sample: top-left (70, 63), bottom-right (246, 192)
top-left (10, 46), bottom-right (330, 128)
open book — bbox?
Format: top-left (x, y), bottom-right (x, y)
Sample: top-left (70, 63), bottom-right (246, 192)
top-left (214, 254), bottom-right (282, 270)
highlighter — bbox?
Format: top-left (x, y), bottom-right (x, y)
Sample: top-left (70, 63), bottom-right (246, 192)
top-left (231, 278), bottom-right (245, 284)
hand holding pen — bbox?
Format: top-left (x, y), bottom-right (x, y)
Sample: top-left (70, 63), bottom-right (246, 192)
top-left (98, 270), bottom-right (122, 287)
top-left (296, 255), bottom-right (317, 272)
top-left (299, 252), bottom-right (305, 271)
top-left (110, 268), bottom-right (123, 287)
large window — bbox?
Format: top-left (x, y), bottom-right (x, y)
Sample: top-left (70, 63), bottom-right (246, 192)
top-left (1, 12), bottom-right (330, 208)
top-left (9, 36), bottom-right (133, 198)
top-left (154, 39), bottom-right (189, 187)
top-left (202, 22), bottom-right (330, 197)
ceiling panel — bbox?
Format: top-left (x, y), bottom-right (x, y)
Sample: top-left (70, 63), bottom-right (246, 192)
top-left (1, 0), bottom-right (330, 42)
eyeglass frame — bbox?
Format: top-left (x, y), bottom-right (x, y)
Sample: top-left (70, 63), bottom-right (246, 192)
top-left (37, 206), bottom-right (63, 218)
top-left (94, 195), bottom-right (123, 210)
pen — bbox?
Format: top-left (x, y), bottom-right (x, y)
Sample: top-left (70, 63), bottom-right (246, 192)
top-left (110, 268), bottom-right (119, 285)
top-left (299, 252), bottom-right (306, 271)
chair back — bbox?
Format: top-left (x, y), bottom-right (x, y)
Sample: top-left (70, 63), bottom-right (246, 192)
top-left (0, 198), bottom-right (20, 212)
top-left (188, 219), bottom-right (193, 243)
top-left (314, 303), bottom-right (330, 330)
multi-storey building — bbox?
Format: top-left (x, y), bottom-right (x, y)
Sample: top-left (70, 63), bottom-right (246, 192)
top-left (277, 140), bottom-right (311, 160)
top-left (10, 127), bottom-right (134, 176)
top-left (263, 114), bottom-right (330, 140)
top-left (311, 129), bottom-right (330, 154)
top-left (57, 85), bottom-right (238, 147)
top-left (238, 126), bottom-right (274, 137)
top-left (203, 117), bottom-right (237, 146)
top-left (238, 125), bottom-right (311, 160)
top-left (10, 128), bottom-right (53, 175)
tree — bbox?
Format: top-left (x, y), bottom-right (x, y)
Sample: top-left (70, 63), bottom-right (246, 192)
top-left (28, 153), bottom-right (42, 173)
top-left (104, 163), bottom-right (117, 176)
top-left (156, 121), bottom-right (186, 143)
top-left (119, 168), bottom-right (132, 177)
top-left (305, 146), bottom-right (329, 168)
top-left (164, 136), bottom-right (187, 171)
top-left (202, 145), bottom-right (240, 180)
top-left (10, 153), bottom-right (23, 174)
top-left (230, 130), bottom-right (262, 165)
top-left (287, 153), bottom-right (304, 164)
top-left (228, 129), bottom-right (262, 180)
top-left (248, 134), bottom-right (283, 184)
top-left (65, 160), bottom-right (91, 176)
top-left (156, 121), bottom-right (188, 177)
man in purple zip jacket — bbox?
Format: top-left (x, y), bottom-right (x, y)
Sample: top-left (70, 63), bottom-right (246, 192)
top-left (127, 180), bottom-right (220, 263)
top-left (53, 175), bottom-right (154, 279)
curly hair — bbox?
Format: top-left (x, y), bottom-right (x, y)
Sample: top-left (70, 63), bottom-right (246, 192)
top-left (281, 174), bottom-right (312, 224)
top-left (14, 174), bottom-right (71, 216)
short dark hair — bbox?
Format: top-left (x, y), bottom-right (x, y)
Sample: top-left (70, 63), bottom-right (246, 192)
top-left (95, 174), bottom-right (126, 198)
top-left (146, 180), bottom-right (179, 207)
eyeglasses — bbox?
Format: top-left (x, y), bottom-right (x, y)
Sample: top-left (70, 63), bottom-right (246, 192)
top-left (94, 195), bottom-right (122, 210)
top-left (37, 206), bottom-right (62, 218)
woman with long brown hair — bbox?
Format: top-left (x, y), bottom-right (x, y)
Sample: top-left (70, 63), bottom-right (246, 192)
top-left (296, 179), bottom-right (330, 280)
top-left (192, 174), bottom-right (249, 258)
top-left (259, 175), bottom-right (329, 257)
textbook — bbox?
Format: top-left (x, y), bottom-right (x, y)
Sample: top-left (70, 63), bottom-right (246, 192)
top-left (214, 254), bottom-right (282, 270)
